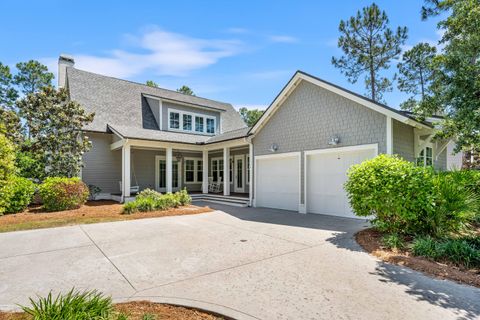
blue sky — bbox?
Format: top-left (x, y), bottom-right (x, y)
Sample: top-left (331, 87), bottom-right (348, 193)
top-left (1, 0), bottom-right (442, 110)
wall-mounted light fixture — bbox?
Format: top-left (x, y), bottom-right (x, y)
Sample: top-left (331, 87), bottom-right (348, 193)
top-left (269, 143), bottom-right (279, 152)
top-left (328, 136), bottom-right (340, 146)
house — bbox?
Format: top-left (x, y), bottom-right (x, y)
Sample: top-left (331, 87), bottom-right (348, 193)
top-left (59, 54), bottom-right (452, 218)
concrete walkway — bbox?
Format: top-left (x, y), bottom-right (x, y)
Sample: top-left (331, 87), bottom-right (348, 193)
top-left (0, 203), bottom-right (479, 320)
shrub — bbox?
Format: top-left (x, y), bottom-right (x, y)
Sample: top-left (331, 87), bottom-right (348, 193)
top-left (3, 176), bottom-right (36, 214)
top-left (412, 236), bottom-right (480, 268)
top-left (175, 188), bottom-right (192, 206)
top-left (345, 154), bottom-right (436, 235)
top-left (381, 233), bottom-right (405, 250)
top-left (39, 177), bottom-right (89, 212)
top-left (0, 133), bottom-right (15, 181)
top-left (21, 289), bottom-right (113, 320)
top-left (137, 188), bottom-right (162, 201)
top-left (121, 189), bottom-right (189, 214)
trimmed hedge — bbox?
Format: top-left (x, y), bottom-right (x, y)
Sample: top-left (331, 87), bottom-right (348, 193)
top-left (3, 176), bottom-right (36, 214)
top-left (123, 188), bottom-right (192, 214)
top-left (39, 177), bottom-right (89, 212)
top-left (345, 154), bottom-right (479, 236)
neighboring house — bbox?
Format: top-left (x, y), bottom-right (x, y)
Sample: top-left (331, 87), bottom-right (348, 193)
top-left (59, 55), bottom-right (450, 219)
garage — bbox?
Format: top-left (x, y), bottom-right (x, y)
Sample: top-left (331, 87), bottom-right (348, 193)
top-left (305, 145), bottom-right (377, 218)
top-left (255, 153), bottom-right (300, 211)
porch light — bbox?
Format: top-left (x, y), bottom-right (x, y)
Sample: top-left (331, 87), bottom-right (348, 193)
top-left (269, 144), bottom-right (278, 152)
top-left (328, 136), bottom-right (340, 146)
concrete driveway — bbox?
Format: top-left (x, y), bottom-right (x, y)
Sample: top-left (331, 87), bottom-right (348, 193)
top-left (0, 203), bottom-right (479, 320)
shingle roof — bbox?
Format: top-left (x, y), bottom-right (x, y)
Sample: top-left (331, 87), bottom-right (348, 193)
top-left (107, 124), bottom-right (210, 144)
top-left (206, 127), bottom-right (250, 144)
top-left (67, 68), bottom-right (246, 137)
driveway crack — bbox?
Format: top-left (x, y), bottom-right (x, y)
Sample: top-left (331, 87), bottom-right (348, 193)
top-left (79, 226), bottom-right (137, 293)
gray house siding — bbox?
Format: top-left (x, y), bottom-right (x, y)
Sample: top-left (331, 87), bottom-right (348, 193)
top-left (434, 144), bottom-right (447, 171)
top-left (392, 119), bottom-right (415, 162)
top-left (252, 80), bottom-right (387, 204)
top-left (161, 101), bottom-right (221, 134)
top-left (82, 132), bottom-right (121, 194)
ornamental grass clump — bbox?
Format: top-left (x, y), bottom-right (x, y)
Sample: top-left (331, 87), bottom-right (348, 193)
top-left (122, 188), bottom-right (191, 214)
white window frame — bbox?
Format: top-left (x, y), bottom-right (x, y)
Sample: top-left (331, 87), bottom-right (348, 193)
top-left (168, 109), bottom-right (216, 135)
top-left (416, 143), bottom-right (434, 167)
top-left (246, 155), bottom-right (250, 184)
top-left (211, 156), bottom-right (229, 183)
top-left (184, 157), bottom-right (203, 184)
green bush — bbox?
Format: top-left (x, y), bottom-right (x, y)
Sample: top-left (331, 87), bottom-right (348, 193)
top-left (0, 133), bottom-right (15, 181)
top-left (345, 154), bottom-right (436, 235)
top-left (39, 177), bottom-right (89, 212)
top-left (122, 188), bottom-right (190, 214)
top-left (381, 233), bottom-right (405, 250)
top-left (21, 289), bottom-right (113, 320)
top-left (412, 236), bottom-right (480, 268)
top-left (3, 176), bottom-right (36, 214)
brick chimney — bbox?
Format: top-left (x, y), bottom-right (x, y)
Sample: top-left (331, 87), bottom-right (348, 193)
top-left (58, 54), bottom-right (74, 88)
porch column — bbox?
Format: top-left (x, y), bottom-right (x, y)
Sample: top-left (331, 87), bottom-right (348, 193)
top-left (249, 143), bottom-right (253, 206)
top-left (166, 147), bottom-right (173, 193)
top-left (202, 149), bottom-right (209, 193)
top-left (223, 147), bottom-right (230, 196)
top-left (122, 143), bottom-right (131, 200)
top-left (386, 116), bottom-right (393, 155)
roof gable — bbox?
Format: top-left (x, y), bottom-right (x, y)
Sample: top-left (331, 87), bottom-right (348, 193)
top-left (249, 71), bottom-right (431, 136)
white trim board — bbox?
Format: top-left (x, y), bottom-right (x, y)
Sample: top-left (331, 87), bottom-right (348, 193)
top-left (249, 71), bottom-right (432, 137)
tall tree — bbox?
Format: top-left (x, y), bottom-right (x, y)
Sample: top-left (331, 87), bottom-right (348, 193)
top-left (332, 3), bottom-right (408, 102)
top-left (14, 60), bottom-right (54, 95)
top-left (396, 43), bottom-right (437, 112)
top-left (239, 107), bottom-right (264, 127)
top-left (420, 0), bottom-right (480, 152)
top-left (176, 85), bottom-right (195, 96)
top-left (17, 87), bottom-right (94, 178)
top-left (146, 80), bottom-right (159, 88)
top-left (0, 63), bottom-right (18, 110)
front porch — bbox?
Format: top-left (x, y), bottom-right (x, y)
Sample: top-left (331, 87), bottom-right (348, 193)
top-left (111, 137), bottom-right (252, 205)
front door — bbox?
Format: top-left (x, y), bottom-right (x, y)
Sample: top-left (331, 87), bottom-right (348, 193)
top-left (155, 156), bottom-right (181, 192)
top-left (234, 155), bottom-right (245, 193)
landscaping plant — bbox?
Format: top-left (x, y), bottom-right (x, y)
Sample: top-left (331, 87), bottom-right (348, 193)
top-left (122, 188), bottom-right (191, 214)
top-left (3, 176), bottom-right (35, 214)
top-left (21, 289), bottom-right (113, 320)
top-left (39, 177), bottom-right (89, 212)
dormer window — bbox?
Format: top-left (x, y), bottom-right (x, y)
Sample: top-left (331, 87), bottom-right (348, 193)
top-left (168, 110), bottom-right (216, 134)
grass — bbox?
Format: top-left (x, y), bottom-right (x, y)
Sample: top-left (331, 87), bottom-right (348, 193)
top-left (0, 201), bottom-right (213, 233)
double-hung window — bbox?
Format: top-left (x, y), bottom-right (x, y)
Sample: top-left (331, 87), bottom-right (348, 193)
top-left (416, 146), bottom-right (433, 167)
top-left (184, 158), bottom-right (203, 183)
top-left (195, 116), bottom-right (204, 133)
top-left (169, 112), bottom-right (180, 129)
top-left (183, 114), bottom-right (192, 131)
top-left (206, 118), bottom-right (215, 134)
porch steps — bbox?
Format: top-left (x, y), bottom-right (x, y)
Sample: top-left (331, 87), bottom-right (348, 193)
top-left (190, 194), bottom-right (250, 207)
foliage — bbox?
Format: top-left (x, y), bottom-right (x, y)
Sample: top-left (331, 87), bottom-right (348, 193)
top-left (176, 85), bottom-right (195, 96)
top-left (122, 188), bottom-right (191, 214)
top-left (412, 236), bottom-right (480, 268)
top-left (345, 155), bottom-right (480, 237)
top-left (88, 184), bottom-right (102, 200)
top-left (0, 133), bottom-right (16, 181)
top-left (396, 43), bottom-right (437, 112)
top-left (345, 155), bottom-right (435, 235)
top-left (0, 62), bottom-right (18, 110)
top-left (21, 289), bottom-right (113, 320)
top-left (239, 107), bottom-right (264, 127)
top-left (419, 0), bottom-right (480, 152)
top-left (14, 60), bottom-right (54, 95)
top-left (381, 233), bottom-right (405, 250)
top-left (331, 3), bottom-right (408, 102)
top-left (3, 176), bottom-right (35, 214)
top-left (15, 145), bottom-right (44, 180)
top-left (39, 177), bottom-right (89, 212)
top-left (145, 80), bottom-right (159, 88)
top-left (17, 86), bottom-right (94, 178)
top-left (0, 107), bottom-right (23, 144)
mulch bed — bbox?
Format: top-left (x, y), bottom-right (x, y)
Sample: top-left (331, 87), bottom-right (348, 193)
top-left (0, 201), bottom-right (213, 233)
top-left (356, 228), bottom-right (480, 288)
top-left (0, 301), bottom-right (225, 320)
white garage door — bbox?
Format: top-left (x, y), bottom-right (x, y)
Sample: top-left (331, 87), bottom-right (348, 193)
top-left (306, 146), bottom-right (376, 218)
top-left (255, 154), bottom-right (300, 211)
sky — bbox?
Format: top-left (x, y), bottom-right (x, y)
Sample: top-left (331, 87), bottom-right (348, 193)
top-left (0, 0), bottom-right (443, 110)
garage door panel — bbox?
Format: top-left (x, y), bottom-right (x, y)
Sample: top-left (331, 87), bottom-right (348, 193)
top-left (307, 147), bottom-right (376, 218)
top-left (256, 155), bottom-right (299, 211)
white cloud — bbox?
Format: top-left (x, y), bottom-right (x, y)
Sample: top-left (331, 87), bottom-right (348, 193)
top-left (269, 35), bottom-right (298, 43)
top-left (53, 27), bottom-right (244, 78)
top-left (248, 69), bottom-right (292, 80)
